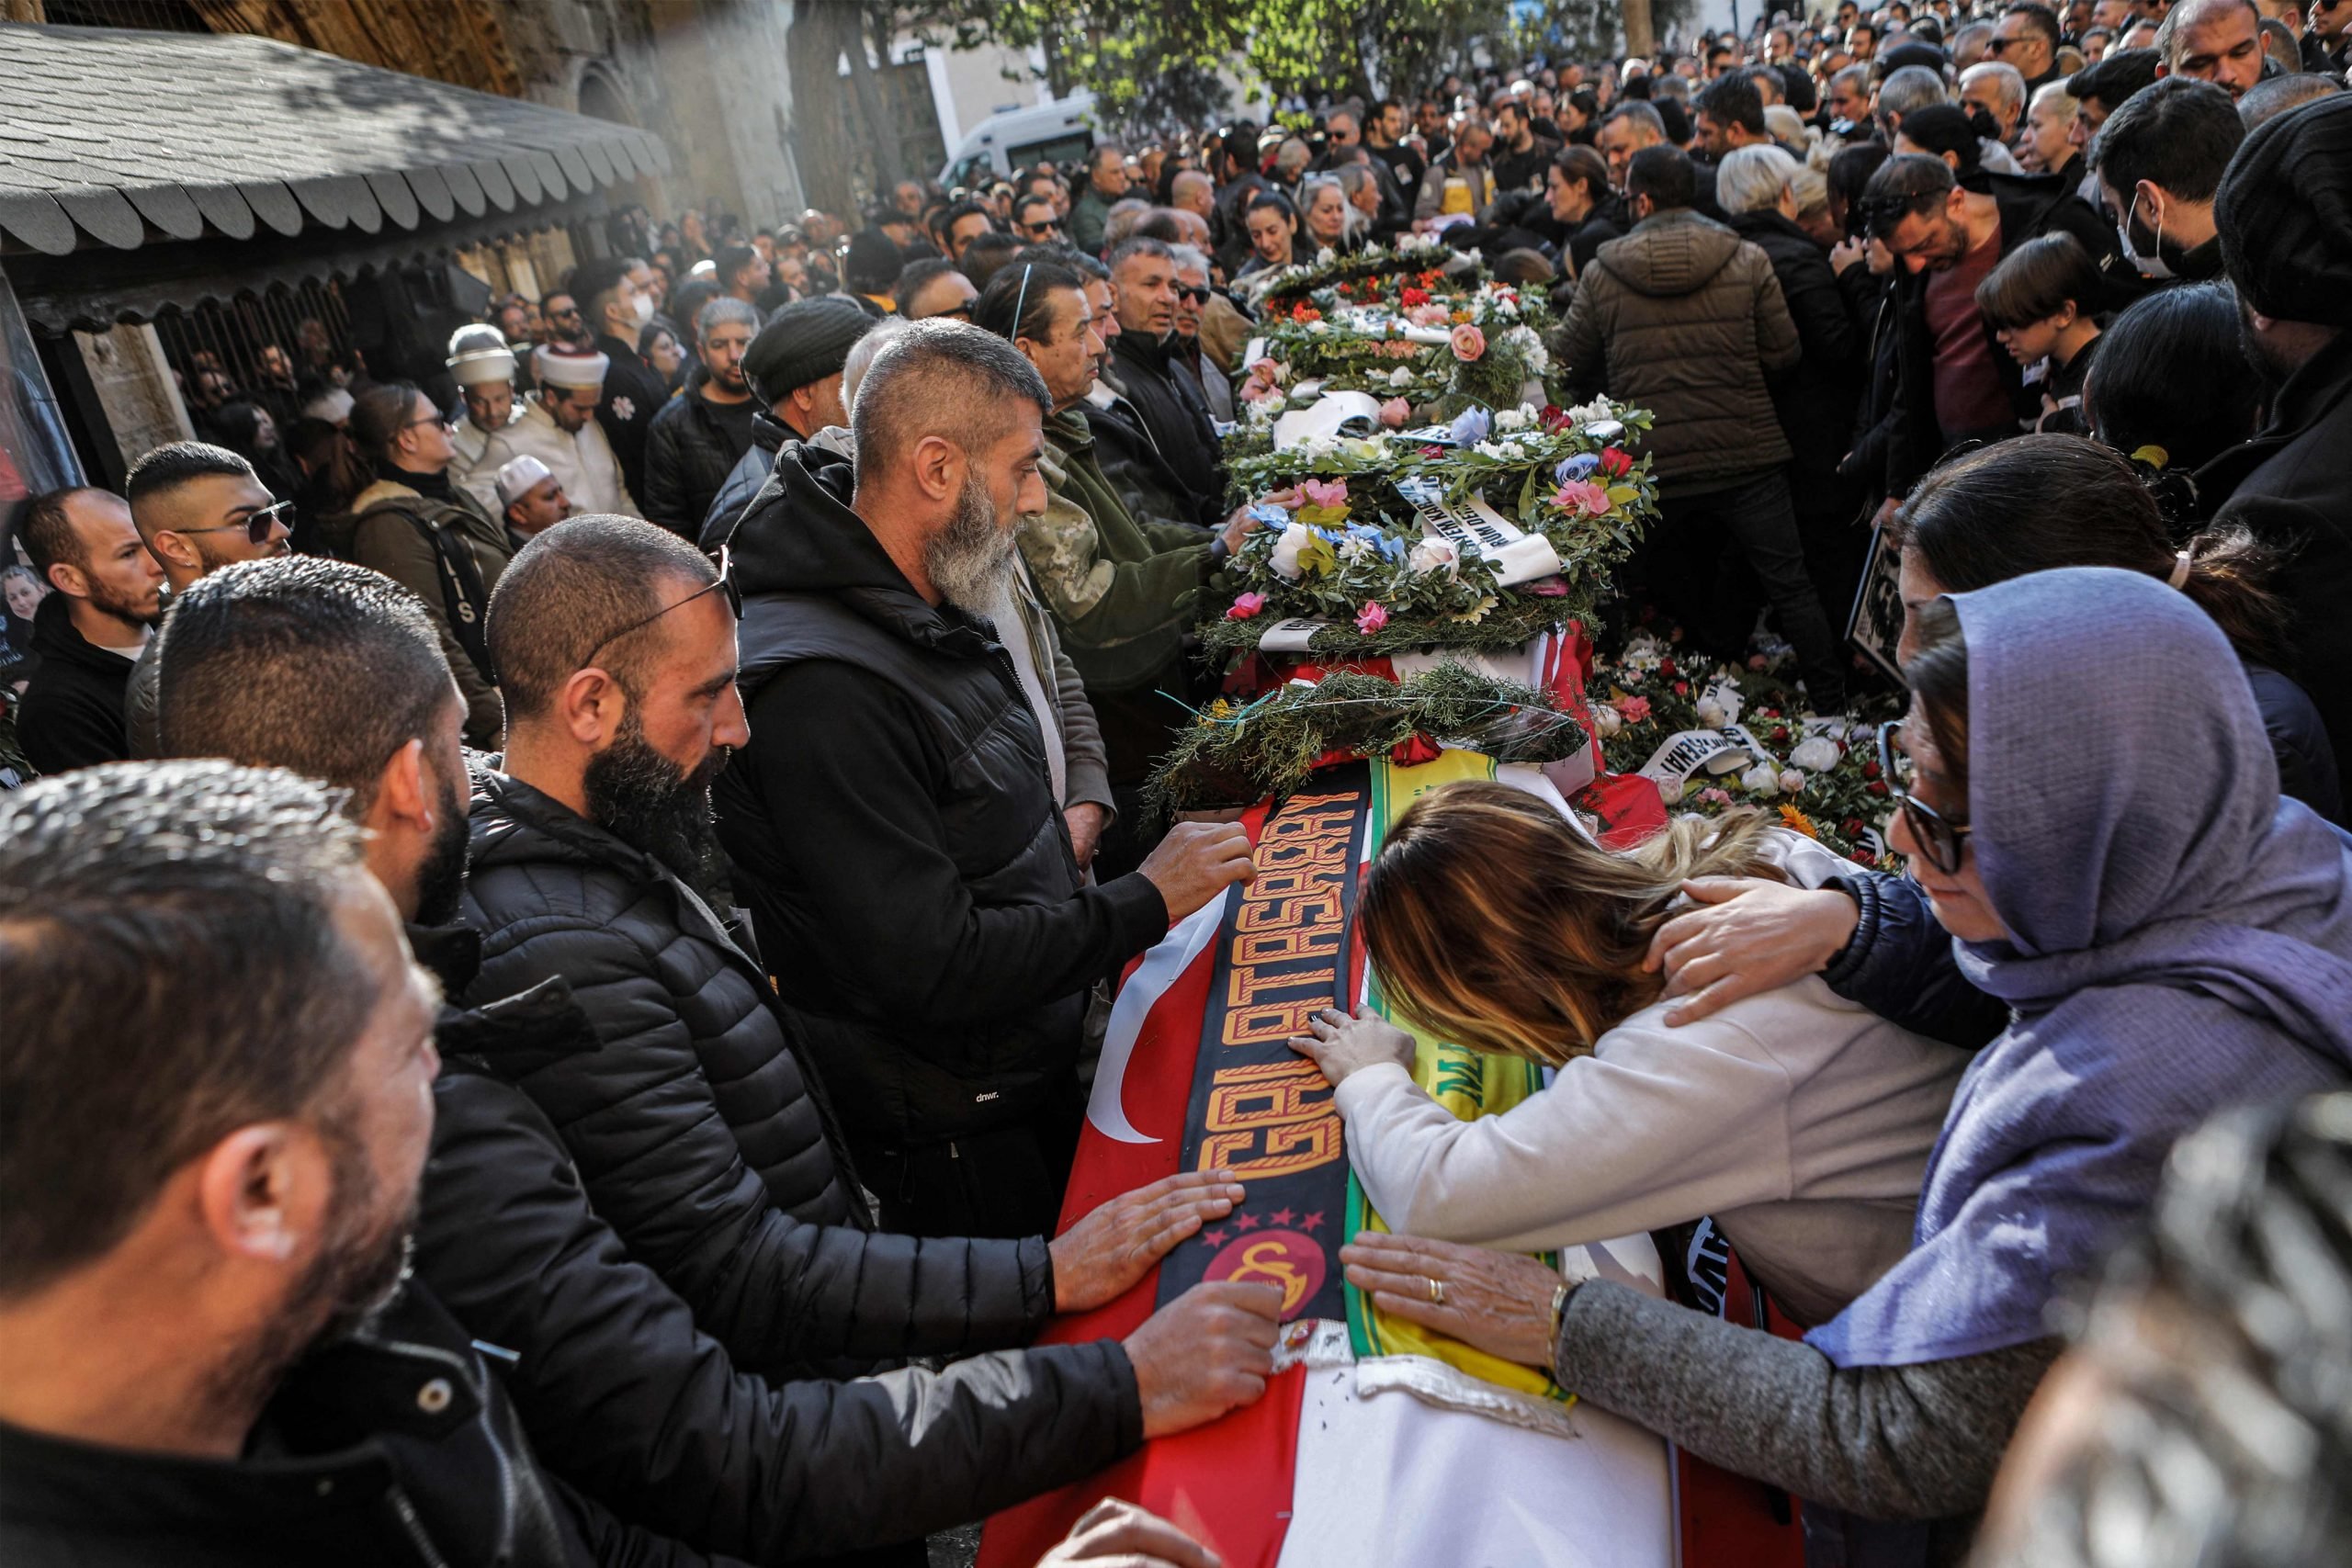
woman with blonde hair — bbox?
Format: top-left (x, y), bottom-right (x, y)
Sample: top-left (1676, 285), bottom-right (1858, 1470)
top-left (1290, 783), bottom-right (1963, 1325)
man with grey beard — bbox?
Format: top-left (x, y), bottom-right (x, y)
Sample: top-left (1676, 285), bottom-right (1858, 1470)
top-left (715, 320), bottom-right (1258, 1239)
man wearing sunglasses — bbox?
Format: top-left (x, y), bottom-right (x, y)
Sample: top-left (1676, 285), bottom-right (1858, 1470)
top-left (120, 441), bottom-right (292, 759)
top-left (2306, 0), bottom-right (2350, 70)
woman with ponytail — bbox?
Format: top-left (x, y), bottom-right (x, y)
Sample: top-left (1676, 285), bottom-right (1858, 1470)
top-left (1884, 434), bottom-right (2336, 819)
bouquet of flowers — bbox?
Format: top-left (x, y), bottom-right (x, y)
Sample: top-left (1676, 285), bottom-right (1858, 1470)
top-left (1207, 400), bottom-right (1659, 660)
top-left (1585, 628), bottom-right (1904, 866)
top-left (1237, 281), bottom-right (1559, 419)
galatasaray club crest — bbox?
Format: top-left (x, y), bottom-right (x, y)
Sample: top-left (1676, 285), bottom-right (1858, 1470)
top-left (1202, 1227), bottom-right (1329, 1319)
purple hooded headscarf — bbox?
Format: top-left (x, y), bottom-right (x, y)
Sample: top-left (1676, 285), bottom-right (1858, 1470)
top-left (1808, 568), bottom-right (2352, 1368)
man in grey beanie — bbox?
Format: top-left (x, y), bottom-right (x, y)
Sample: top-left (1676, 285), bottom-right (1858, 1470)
top-left (2205, 93), bottom-right (2352, 772)
top-left (698, 296), bottom-right (872, 549)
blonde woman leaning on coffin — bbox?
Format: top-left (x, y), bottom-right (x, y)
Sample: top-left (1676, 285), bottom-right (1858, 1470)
top-left (1288, 785), bottom-right (1965, 1325)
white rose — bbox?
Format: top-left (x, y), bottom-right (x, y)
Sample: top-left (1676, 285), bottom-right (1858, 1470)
top-left (1390, 366), bottom-right (1415, 388)
top-left (1789, 737), bottom-right (1842, 773)
top-left (1657, 777), bottom-right (1685, 805)
top-left (1316, 246), bottom-right (1337, 264)
top-left (1779, 769), bottom-right (1807, 795)
top-left (1740, 762), bottom-right (1780, 795)
top-left (1593, 705), bottom-right (1623, 738)
top-left (1694, 698), bottom-right (1727, 729)
top-left (1407, 537), bottom-right (1460, 575)
top-left (1270, 521), bottom-right (1312, 581)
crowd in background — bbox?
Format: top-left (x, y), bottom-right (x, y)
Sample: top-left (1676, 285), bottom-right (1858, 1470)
top-left (6, 2), bottom-right (2352, 1565)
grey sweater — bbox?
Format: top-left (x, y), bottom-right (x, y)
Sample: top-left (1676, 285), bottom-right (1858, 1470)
top-left (1555, 1280), bottom-right (2058, 1531)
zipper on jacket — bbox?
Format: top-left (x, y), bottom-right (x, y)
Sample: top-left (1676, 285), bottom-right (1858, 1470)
top-left (386, 1486), bottom-right (452, 1568)
top-left (378, 1334), bottom-right (520, 1562)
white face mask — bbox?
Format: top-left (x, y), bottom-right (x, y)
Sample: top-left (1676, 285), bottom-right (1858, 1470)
top-left (2115, 190), bottom-right (2174, 281)
top-left (631, 291), bottom-right (655, 325)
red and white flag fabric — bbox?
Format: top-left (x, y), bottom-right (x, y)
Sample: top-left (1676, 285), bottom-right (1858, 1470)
top-left (981, 750), bottom-right (1803, 1568)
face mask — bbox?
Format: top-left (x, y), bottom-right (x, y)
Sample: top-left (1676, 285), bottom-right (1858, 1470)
top-left (2115, 190), bottom-right (2174, 281)
top-left (632, 292), bottom-right (656, 325)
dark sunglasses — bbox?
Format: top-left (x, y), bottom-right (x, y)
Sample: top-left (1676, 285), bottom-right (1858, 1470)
top-left (548, 304), bottom-right (583, 319)
top-left (582, 545), bottom-right (739, 669)
top-left (1878, 720), bottom-right (1973, 874)
top-left (176, 499), bottom-right (295, 545)
top-left (1175, 284), bottom-right (1212, 305)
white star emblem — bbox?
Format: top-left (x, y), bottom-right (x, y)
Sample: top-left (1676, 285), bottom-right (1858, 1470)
top-left (611, 397), bottom-right (636, 423)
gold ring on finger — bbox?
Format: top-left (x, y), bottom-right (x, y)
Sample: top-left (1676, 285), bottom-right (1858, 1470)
top-left (1427, 1276), bottom-right (1445, 1307)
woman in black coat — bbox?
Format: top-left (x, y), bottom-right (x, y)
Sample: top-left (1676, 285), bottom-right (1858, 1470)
top-left (1719, 143), bottom-right (1870, 623)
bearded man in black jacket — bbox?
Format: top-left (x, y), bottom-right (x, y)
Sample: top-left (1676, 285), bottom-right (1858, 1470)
top-left (149, 552), bottom-right (1285, 1563)
top-left (0, 760), bottom-right (705, 1568)
top-left (712, 321), bottom-right (1260, 1240)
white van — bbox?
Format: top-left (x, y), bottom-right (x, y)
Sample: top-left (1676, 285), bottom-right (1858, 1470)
top-left (940, 92), bottom-right (1099, 187)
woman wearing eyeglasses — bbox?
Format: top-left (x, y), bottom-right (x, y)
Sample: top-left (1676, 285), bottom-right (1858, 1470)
top-left (318, 381), bottom-right (514, 747)
top-left (1330, 567), bottom-right (2352, 1562)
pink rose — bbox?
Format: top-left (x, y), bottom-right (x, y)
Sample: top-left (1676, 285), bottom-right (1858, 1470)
top-left (1300, 477), bottom-right (1349, 510)
top-left (1619, 696), bottom-right (1652, 723)
top-left (1226, 592), bottom-right (1266, 621)
top-left (1379, 396), bottom-right (1411, 427)
top-left (1355, 602), bottom-right (1390, 634)
top-left (1450, 323), bottom-right (1487, 361)
top-left (1550, 479), bottom-right (1611, 517)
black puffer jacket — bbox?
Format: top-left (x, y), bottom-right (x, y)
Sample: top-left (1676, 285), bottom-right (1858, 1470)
top-left (459, 767), bottom-right (1058, 1380)
top-left (712, 441), bottom-right (1170, 1156)
top-left (643, 368), bottom-right (758, 539)
top-left (1552, 208), bottom-right (1801, 495)
top-left (410, 928), bottom-right (1142, 1565)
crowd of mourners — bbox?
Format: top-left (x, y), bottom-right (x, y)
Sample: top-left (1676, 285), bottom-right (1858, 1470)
top-left (3, 0), bottom-right (2352, 1563)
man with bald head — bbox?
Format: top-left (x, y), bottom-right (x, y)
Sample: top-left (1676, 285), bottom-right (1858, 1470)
top-left (2156, 0), bottom-right (2268, 97)
top-left (716, 320), bottom-right (1257, 1237)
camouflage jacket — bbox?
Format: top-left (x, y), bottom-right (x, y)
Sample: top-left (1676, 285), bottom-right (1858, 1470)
top-left (1026, 408), bottom-right (1214, 694)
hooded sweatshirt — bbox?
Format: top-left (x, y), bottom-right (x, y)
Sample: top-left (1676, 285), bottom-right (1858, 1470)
top-left (714, 441), bottom-right (1168, 1155)
top-left (1549, 207), bottom-right (1801, 496)
top-left (1809, 567), bottom-right (2352, 1368)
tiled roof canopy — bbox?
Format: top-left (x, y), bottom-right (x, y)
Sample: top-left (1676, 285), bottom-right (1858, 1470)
top-left (0, 22), bottom-right (670, 258)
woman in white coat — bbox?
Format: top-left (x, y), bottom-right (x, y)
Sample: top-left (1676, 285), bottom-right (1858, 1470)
top-left (1290, 783), bottom-right (1964, 1325)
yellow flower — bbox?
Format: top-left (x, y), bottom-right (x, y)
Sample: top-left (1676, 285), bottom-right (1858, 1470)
top-left (1779, 805), bottom-right (1821, 840)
